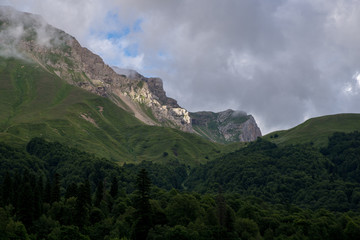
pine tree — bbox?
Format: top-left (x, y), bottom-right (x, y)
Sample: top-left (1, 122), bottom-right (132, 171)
top-left (84, 179), bottom-right (92, 206)
top-left (18, 182), bottom-right (34, 227)
top-left (75, 183), bottom-right (90, 227)
top-left (2, 172), bottom-right (12, 206)
top-left (133, 168), bottom-right (152, 240)
top-left (216, 186), bottom-right (226, 227)
top-left (12, 172), bottom-right (22, 209)
top-left (33, 177), bottom-right (44, 220)
top-left (94, 180), bottom-right (104, 207)
top-left (109, 176), bottom-right (118, 199)
top-left (51, 173), bottom-right (61, 203)
top-left (37, 176), bottom-right (44, 202)
top-left (44, 178), bottom-right (51, 204)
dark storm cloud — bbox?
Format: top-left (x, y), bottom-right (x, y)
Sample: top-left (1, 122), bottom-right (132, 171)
top-left (3, 0), bottom-right (360, 133)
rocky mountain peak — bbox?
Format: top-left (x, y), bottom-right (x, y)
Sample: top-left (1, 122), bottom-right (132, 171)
top-left (0, 6), bottom-right (261, 142)
top-left (190, 109), bottom-right (261, 143)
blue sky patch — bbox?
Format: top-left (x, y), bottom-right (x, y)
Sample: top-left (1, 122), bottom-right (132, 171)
top-left (124, 43), bottom-right (139, 57)
top-left (106, 28), bottom-right (130, 40)
top-left (133, 18), bottom-right (143, 32)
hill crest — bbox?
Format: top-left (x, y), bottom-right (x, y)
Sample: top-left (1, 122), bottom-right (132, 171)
top-left (264, 113), bottom-right (360, 146)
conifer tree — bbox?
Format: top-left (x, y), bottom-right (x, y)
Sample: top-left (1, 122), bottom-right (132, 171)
top-left (18, 182), bottom-right (34, 227)
top-left (51, 173), bottom-right (61, 203)
top-left (44, 178), bottom-right (51, 204)
top-left (37, 176), bottom-right (44, 202)
top-left (109, 176), bottom-right (118, 199)
top-left (84, 179), bottom-right (92, 206)
top-left (216, 186), bottom-right (226, 227)
top-left (133, 168), bottom-right (152, 240)
top-left (75, 183), bottom-right (90, 227)
top-left (2, 172), bottom-right (12, 206)
top-left (94, 180), bottom-right (104, 207)
top-left (33, 179), bottom-right (43, 220)
top-left (12, 172), bottom-right (22, 209)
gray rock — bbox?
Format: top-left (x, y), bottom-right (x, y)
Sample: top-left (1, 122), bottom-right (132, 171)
top-left (190, 110), bottom-right (262, 143)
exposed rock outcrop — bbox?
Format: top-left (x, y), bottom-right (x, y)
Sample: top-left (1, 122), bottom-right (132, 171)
top-left (190, 109), bottom-right (262, 143)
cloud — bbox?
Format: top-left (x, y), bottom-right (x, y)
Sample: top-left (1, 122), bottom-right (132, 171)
top-left (0, 5), bottom-right (72, 59)
top-left (87, 36), bottom-right (144, 70)
top-left (2, 0), bottom-right (360, 133)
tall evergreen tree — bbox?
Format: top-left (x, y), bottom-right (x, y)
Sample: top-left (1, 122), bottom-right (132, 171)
top-left (133, 168), bottom-right (152, 240)
top-left (84, 179), bottom-right (92, 206)
top-left (51, 173), bottom-right (61, 203)
top-left (2, 172), bottom-right (12, 206)
top-left (216, 186), bottom-right (226, 228)
top-left (94, 180), bottom-right (104, 207)
top-left (12, 172), bottom-right (22, 209)
top-left (18, 182), bottom-right (34, 227)
top-left (109, 176), bottom-right (118, 199)
top-left (44, 178), bottom-right (51, 204)
top-left (75, 183), bottom-right (90, 227)
top-left (33, 179), bottom-right (43, 220)
top-left (37, 176), bottom-right (44, 202)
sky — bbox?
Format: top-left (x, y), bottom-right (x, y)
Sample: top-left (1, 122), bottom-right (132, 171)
top-left (1, 0), bottom-right (360, 134)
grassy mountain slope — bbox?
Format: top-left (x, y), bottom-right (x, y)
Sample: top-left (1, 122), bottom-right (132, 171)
top-left (0, 56), bottom-right (234, 165)
top-left (264, 113), bottom-right (360, 147)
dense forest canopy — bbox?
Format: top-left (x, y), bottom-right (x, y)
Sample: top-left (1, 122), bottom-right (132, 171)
top-left (0, 132), bottom-right (360, 239)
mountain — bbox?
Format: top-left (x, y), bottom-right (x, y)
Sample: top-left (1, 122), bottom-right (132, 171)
top-left (190, 109), bottom-right (261, 143)
top-left (264, 113), bottom-right (360, 147)
top-left (0, 6), bottom-right (244, 165)
top-left (0, 6), bottom-right (261, 143)
top-left (111, 67), bottom-right (263, 143)
top-left (1, 7), bottom-right (360, 240)
top-left (0, 56), bottom-right (235, 165)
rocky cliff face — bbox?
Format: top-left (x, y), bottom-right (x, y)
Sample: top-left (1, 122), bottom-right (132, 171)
top-left (0, 6), bottom-right (261, 142)
top-left (190, 110), bottom-right (262, 143)
top-left (0, 6), bottom-right (192, 132)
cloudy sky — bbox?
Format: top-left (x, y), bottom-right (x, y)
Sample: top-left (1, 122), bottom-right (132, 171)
top-left (2, 0), bottom-right (360, 133)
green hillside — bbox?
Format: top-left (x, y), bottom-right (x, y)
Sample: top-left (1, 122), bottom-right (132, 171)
top-left (264, 114), bottom-right (360, 147)
top-left (0, 56), bottom-right (233, 165)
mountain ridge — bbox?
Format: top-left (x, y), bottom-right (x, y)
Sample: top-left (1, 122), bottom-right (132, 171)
top-left (0, 6), bottom-right (261, 143)
top-left (191, 109), bottom-right (261, 143)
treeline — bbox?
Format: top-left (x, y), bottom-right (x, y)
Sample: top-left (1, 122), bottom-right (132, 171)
top-left (0, 137), bottom-right (188, 193)
top-left (0, 133), bottom-right (359, 239)
top-left (1, 168), bottom-right (360, 239)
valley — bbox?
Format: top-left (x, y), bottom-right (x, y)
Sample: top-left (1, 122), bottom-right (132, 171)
top-left (0, 6), bottom-right (359, 240)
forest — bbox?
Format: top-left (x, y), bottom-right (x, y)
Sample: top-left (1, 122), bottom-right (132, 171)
top-left (0, 132), bottom-right (360, 239)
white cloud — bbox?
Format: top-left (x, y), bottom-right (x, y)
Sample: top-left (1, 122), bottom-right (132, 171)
top-left (2, 0), bottom-right (360, 134)
top-left (355, 72), bottom-right (360, 86)
top-left (87, 36), bottom-right (144, 71)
